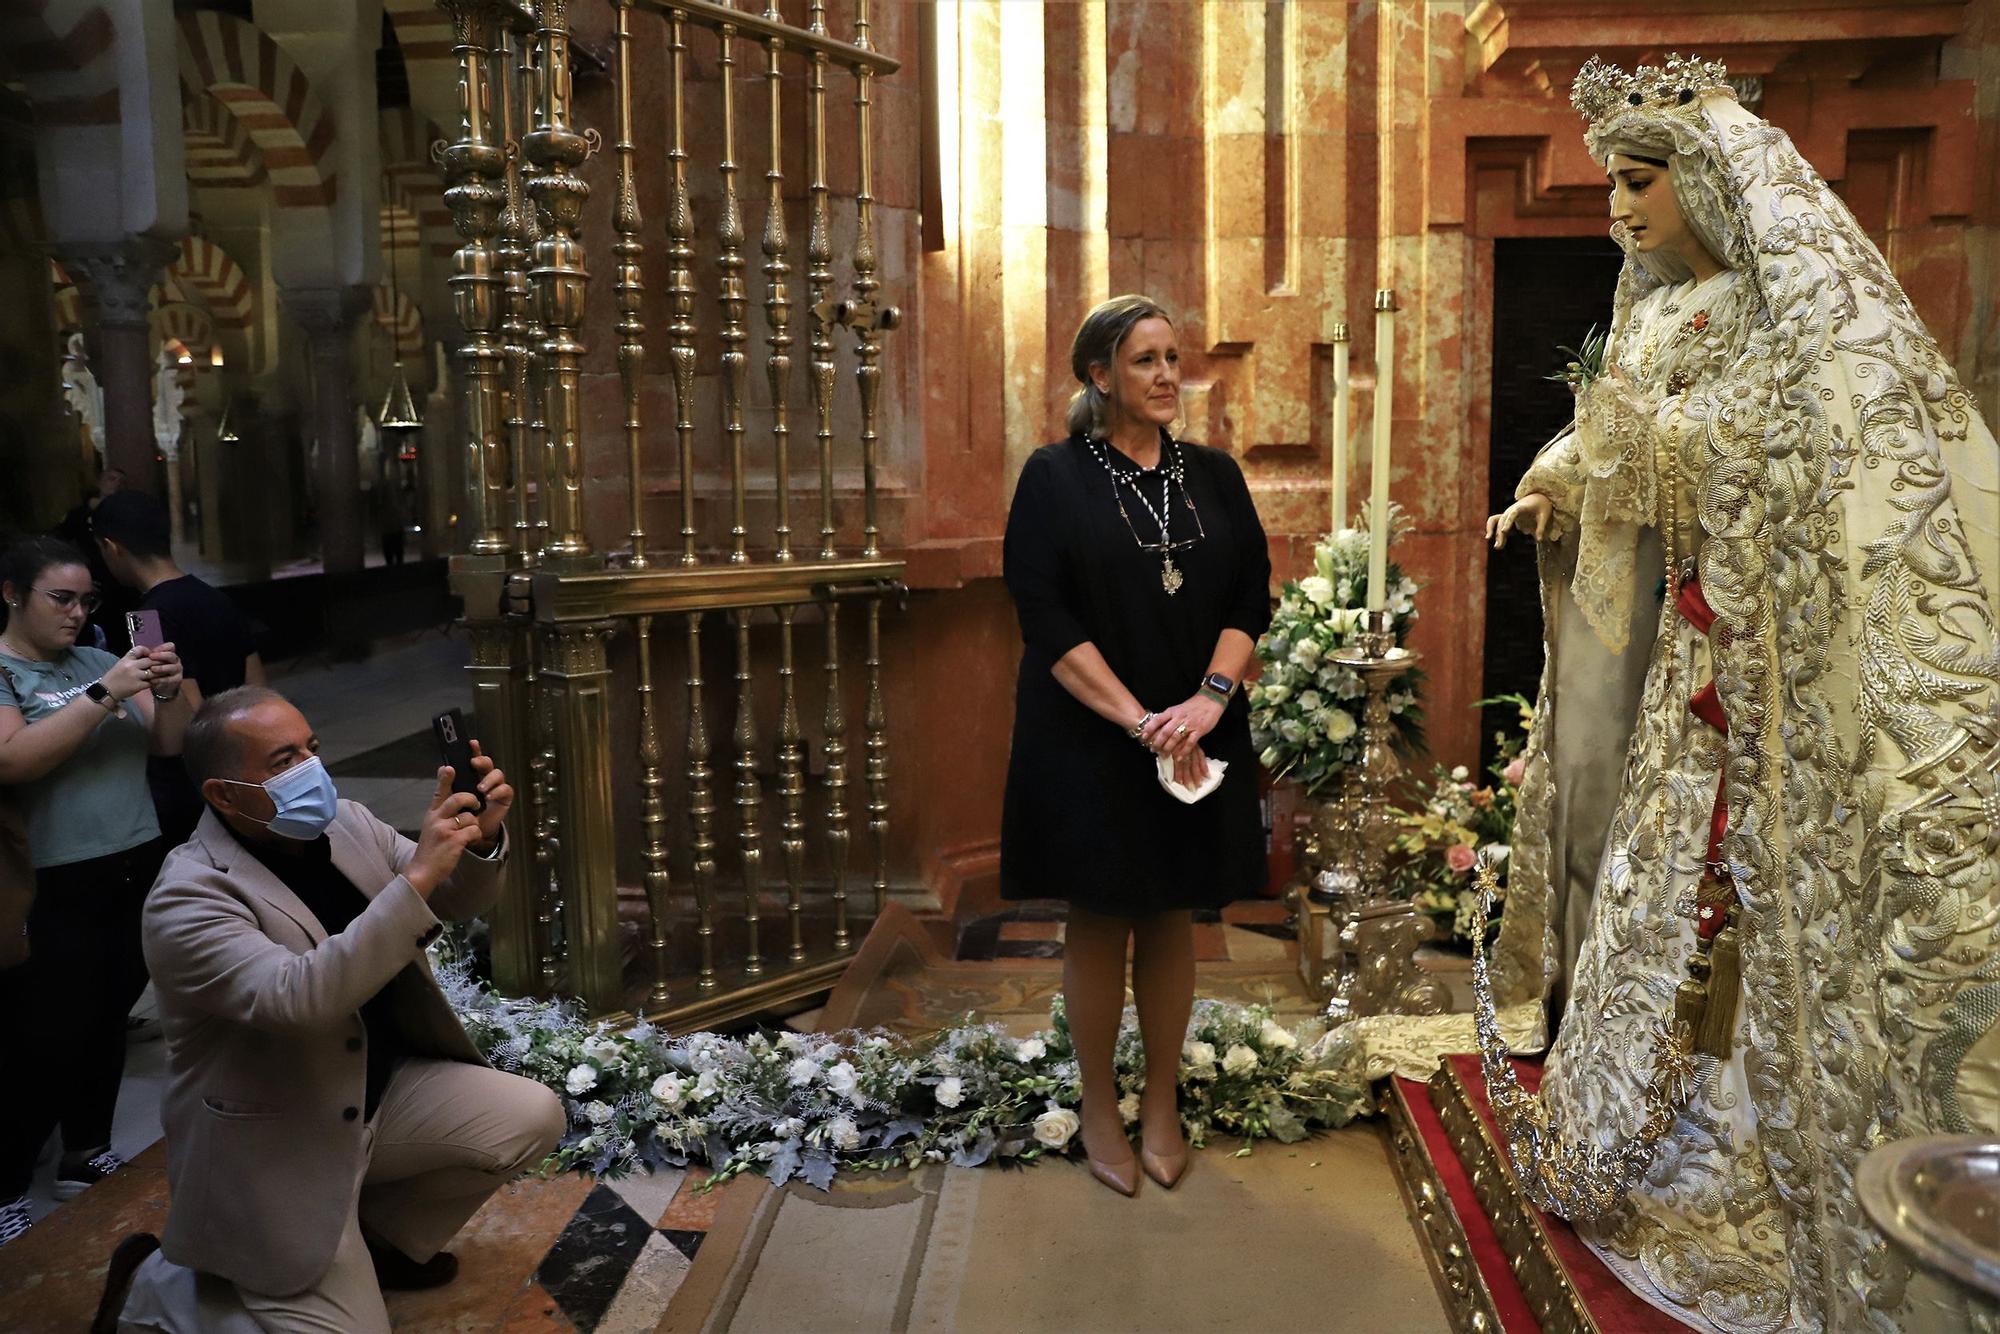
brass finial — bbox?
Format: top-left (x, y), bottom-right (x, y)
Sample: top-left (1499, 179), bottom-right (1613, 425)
top-left (1374, 289), bottom-right (1397, 313)
top-left (1331, 322), bottom-right (1350, 342)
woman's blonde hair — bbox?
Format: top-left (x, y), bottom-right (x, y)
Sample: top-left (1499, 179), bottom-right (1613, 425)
top-left (1065, 294), bottom-right (1172, 439)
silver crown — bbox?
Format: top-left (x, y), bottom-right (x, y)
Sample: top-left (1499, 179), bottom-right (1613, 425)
top-left (1572, 53), bottom-right (1734, 132)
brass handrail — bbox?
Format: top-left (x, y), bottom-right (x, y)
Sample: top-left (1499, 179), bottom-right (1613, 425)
top-left (633, 0), bottom-right (899, 73)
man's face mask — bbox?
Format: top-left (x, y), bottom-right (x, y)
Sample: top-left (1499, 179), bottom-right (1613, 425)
top-left (220, 755), bottom-right (339, 840)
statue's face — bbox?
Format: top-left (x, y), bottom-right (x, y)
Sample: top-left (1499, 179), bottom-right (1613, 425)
top-left (1606, 153), bottom-right (1693, 264)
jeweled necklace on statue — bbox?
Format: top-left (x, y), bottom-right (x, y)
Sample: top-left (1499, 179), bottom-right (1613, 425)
top-left (1087, 435), bottom-right (1206, 595)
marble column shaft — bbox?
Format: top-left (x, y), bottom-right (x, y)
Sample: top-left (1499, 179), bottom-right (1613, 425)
top-left (283, 286), bottom-right (371, 577)
top-left (64, 238), bottom-right (178, 492)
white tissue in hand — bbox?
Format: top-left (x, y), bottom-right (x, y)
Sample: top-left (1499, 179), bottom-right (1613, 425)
top-left (1156, 754), bottom-right (1226, 804)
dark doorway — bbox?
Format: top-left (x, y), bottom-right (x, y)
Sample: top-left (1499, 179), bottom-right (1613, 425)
top-left (1479, 235), bottom-right (1624, 771)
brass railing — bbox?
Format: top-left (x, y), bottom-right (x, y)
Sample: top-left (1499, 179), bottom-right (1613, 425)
top-left (437, 0), bottom-right (903, 1027)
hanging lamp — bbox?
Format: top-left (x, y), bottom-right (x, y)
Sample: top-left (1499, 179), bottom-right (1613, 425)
top-left (376, 179), bottom-right (424, 431)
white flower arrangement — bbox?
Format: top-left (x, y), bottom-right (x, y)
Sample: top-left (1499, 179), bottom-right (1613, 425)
top-left (434, 953), bottom-right (1370, 1189)
top-left (1248, 520), bottom-right (1423, 796)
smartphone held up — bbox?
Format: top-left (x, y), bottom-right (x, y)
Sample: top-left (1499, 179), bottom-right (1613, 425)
top-left (432, 708), bottom-right (487, 813)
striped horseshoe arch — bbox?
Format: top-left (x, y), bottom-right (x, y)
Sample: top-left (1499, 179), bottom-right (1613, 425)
top-left (0, 0), bottom-right (120, 127)
top-left (176, 10), bottom-right (337, 210)
top-left (170, 235), bottom-right (255, 331)
top-left (182, 87), bottom-right (266, 192)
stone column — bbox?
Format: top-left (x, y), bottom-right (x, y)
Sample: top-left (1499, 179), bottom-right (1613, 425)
top-left (282, 286), bottom-right (370, 576)
top-left (63, 237), bottom-right (177, 493)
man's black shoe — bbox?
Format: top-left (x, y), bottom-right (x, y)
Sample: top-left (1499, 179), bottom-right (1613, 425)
top-left (91, 1232), bottom-right (160, 1334)
top-left (366, 1236), bottom-right (459, 1291)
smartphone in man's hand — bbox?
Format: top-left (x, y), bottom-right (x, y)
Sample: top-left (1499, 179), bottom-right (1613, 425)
top-left (431, 708), bottom-right (487, 812)
top-left (126, 610), bottom-right (164, 650)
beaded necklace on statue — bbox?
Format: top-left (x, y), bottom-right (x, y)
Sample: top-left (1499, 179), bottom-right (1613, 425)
top-left (1088, 435), bottom-right (1206, 595)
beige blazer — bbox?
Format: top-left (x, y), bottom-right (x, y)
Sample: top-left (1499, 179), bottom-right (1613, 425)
top-left (141, 801), bottom-right (504, 1297)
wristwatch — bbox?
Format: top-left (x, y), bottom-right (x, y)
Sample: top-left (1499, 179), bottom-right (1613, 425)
top-left (1200, 672), bottom-right (1237, 703)
top-left (84, 680), bottom-right (123, 716)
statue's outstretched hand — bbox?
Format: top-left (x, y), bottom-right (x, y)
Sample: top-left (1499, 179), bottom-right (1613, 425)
top-left (1486, 493), bottom-right (1554, 549)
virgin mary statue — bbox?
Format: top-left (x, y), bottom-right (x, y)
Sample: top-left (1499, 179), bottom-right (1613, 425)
top-left (1344, 53), bottom-right (2000, 1333)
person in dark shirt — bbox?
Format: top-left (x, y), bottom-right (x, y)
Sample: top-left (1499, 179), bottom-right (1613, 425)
top-left (53, 466), bottom-right (130, 655)
top-left (92, 491), bottom-right (265, 846)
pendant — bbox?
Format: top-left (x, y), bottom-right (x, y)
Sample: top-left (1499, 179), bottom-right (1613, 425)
top-left (1161, 554), bottom-right (1184, 595)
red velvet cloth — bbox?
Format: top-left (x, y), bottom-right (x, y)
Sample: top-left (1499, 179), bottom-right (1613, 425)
top-left (1393, 1076), bottom-right (1543, 1334)
top-left (1430, 1054), bottom-right (1684, 1331)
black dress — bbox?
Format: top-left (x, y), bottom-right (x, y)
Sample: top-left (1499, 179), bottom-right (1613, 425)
top-left (1000, 432), bottom-right (1273, 914)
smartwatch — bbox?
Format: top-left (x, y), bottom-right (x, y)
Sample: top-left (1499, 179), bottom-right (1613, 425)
top-left (1200, 672), bottom-right (1236, 703)
top-left (85, 680), bottom-right (123, 716)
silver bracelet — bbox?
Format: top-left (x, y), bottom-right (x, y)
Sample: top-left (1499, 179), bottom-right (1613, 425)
top-left (1128, 710), bottom-right (1154, 741)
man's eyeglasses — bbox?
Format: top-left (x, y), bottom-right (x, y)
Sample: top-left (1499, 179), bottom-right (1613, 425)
top-left (30, 587), bottom-right (101, 615)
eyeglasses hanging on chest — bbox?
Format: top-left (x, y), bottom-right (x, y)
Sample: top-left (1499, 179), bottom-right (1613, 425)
top-left (1087, 438), bottom-right (1207, 595)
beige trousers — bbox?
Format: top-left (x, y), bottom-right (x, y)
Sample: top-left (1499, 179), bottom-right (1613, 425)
top-left (122, 1059), bottom-right (565, 1334)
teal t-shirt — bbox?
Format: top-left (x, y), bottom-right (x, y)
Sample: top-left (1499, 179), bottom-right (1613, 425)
top-left (0, 646), bottom-right (160, 868)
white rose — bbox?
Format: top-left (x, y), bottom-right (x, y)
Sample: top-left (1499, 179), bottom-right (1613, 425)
top-left (1183, 1040), bottom-right (1218, 1076)
top-left (1299, 575), bottom-right (1335, 607)
top-left (1013, 1037), bottom-right (1047, 1063)
top-left (1032, 1103), bottom-right (1081, 1151)
top-left (583, 1099), bottom-right (614, 1125)
top-left (1297, 690), bottom-right (1323, 713)
top-left (1118, 1092), bottom-right (1142, 1125)
top-left (1221, 1043), bottom-right (1259, 1076)
top-left (786, 1057), bottom-right (819, 1087)
top-left (1325, 709), bottom-right (1358, 743)
top-left (1259, 1020), bottom-right (1298, 1051)
top-left (1451, 764), bottom-right (1470, 782)
top-left (934, 1077), bottom-right (965, 1109)
top-left (565, 1064), bottom-right (598, 1096)
top-left (650, 1073), bottom-right (687, 1109)
top-left (777, 1031), bottom-right (807, 1053)
top-left (826, 1061), bottom-right (860, 1099)
top-left (583, 1034), bottom-right (623, 1064)
top-left (828, 1116), bottom-right (862, 1150)
top-left (1289, 639), bottom-right (1323, 668)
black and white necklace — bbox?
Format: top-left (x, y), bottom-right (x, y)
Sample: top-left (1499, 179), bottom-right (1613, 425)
top-left (1087, 436), bottom-right (1206, 595)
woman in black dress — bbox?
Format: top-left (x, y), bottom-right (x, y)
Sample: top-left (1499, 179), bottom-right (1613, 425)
top-left (1001, 295), bottom-right (1272, 1196)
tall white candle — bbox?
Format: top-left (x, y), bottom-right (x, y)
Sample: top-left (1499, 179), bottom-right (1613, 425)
top-left (1366, 290), bottom-right (1396, 612)
top-left (1330, 323), bottom-right (1350, 533)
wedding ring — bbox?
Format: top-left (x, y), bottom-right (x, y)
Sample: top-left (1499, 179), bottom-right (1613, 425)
top-left (1174, 723), bottom-right (1189, 737)
top-left (455, 814), bottom-right (467, 828)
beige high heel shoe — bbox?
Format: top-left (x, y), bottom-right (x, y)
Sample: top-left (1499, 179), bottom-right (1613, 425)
top-left (1087, 1149), bottom-right (1141, 1197)
top-left (1139, 1141), bottom-right (1188, 1190)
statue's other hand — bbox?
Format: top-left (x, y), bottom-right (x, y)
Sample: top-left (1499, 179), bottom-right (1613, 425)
top-left (1485, 493), bottom-right (1554, 550)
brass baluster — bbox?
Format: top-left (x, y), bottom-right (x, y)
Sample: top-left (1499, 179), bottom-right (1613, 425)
top-left (636, 615), bottom-right (672, 1004)
top-left (775, 604), bottom-right (807, 961)
top-left (864, 598), bottom-right (888, 915)
top-left (686, 612), bottom-right (719, 991)
top-left (440, 0), bottom-right (508, 559)
top-left (822, 601), bottom-right (851, 951)
top-left (523, 21), bottom-right (550, 561)
top-left (666, 11), bottom-right (700, 567)
top-left (848, 0), bottom-right (890, 559)
top-left (612, 0), bottom-right (648, 567)
top-left (808, 0), bottom-right (837, 560)
top-left (761, 5), bottom-right (794, 562)
top-left (716, 10), bottom-right (749, 564)
top-left (523, 0), bottom-right (595, 564)
top-left (732, 609), bottom-right (764, 975)
top-left (495, 24), bottom-right (537, 564)
top-left (534, 628), bottom-right (564, 992)
top-left (543, 619), bottom-right (622, 1013)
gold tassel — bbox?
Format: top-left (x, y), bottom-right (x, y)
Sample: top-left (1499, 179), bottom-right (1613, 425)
top-left (1693, 919), bottom-right (1741, 1058)
top-left (1674, 947), bottom-right (1711, 1044)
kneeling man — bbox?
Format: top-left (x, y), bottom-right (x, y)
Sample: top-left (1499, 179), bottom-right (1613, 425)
top-left (115, 687), bottom-right (563, 1331)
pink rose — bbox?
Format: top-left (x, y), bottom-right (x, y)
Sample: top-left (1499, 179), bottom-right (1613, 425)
top-left (1501, 757), bottom-right (1526, 788)
top-left (1447, 844), bottom-right (1478, 875)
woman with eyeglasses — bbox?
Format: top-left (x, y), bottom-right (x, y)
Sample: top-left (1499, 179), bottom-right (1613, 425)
top-left (0, 535), bottom-right (189, 1243)
top-left (1000, 295), bottom-right (1272, 1196)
